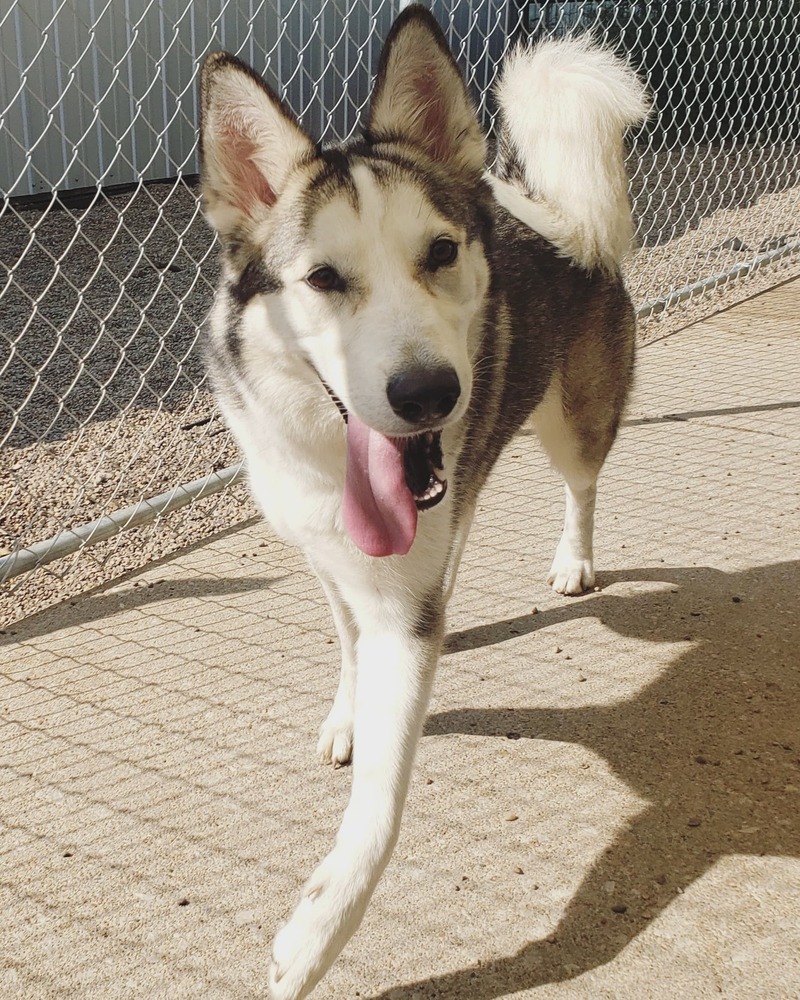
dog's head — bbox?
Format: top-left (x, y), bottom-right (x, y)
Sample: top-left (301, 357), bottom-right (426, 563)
top-left (200, 7), bottom-right (493, 555)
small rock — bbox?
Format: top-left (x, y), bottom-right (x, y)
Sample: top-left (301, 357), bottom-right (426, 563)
top-left (611, 904), bottom-right (628, 914)
top-left (687, 818), bottom-right (702, 828)
top-left (514, 866), bottom-right (524, 875)
top-left (505, 813), bottom-right (519, 822)
top-left (711, 236), bottom-right (751, 252)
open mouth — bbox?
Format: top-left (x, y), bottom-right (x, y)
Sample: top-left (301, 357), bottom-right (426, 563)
top-left (318, 373), bottom-right (449, 557)
top-left (402, 431), bottom-right (447, 510)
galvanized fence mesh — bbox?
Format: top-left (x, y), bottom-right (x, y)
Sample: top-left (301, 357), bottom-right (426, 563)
top-left (2, 0), bottom-right (799, 624)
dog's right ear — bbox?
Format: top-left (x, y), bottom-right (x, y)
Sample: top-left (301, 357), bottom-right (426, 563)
top-left (199, 52), bottom-right (314, 239)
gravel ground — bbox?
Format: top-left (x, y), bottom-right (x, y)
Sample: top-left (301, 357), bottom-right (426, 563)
top-left (2, 142), bottom-right (800, 625)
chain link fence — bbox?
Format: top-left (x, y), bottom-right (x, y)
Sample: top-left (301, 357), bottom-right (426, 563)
top-left (2, 0), bottom-right (799, 625)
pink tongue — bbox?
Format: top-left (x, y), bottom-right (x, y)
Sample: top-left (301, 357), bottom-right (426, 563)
top-left (342, 414), bottom-right (418, 557)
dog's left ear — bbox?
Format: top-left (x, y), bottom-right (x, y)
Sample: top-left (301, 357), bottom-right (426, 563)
top-left (366, 6), bottom-right (486, 177)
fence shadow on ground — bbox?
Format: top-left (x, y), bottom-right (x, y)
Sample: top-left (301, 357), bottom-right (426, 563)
top-left (367, 560), bottom-right (799, 998)
top-left (0, 516), bottom-right (268, 645)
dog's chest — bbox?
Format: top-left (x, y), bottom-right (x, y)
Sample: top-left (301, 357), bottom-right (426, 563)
top-left (224, 383), bottom-right (348, 549)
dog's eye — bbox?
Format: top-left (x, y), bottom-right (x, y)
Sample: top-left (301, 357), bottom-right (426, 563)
top-left (428, 238), bottom-right (458, 269)
top-left (307, 266), bottom-right (345, 292)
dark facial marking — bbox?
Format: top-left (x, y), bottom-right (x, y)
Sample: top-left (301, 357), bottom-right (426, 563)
top-left (202, 331), bottom-right (246, 409)
top-left (354, 146), bottom-right (493, 245)
top-left (228, 258), bottom-right (282, 307)
top-left (302, 147), bottom-right (359, 217)
top-left (316, 146), bottom-right (352, 175)
top-left (222, 258), bottom-right (283, 360)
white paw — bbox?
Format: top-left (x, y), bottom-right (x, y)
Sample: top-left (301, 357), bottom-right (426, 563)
top-left (269, 861), bottom-right (353, 1000)
top-left (547, 554), bottom-right (595, 595)
top-left (316, 708), bottom-right (353, 767)
top-left (269, 900), bottom-right (326, 1000)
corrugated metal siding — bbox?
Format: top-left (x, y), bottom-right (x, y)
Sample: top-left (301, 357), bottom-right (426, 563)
top-left (0, 0), bottom-right (401, 198)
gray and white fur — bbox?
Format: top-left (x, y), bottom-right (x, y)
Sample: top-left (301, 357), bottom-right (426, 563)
top-left (199, 6), bottom-right (648, 998)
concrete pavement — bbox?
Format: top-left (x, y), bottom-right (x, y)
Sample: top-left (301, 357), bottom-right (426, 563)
top-left (2, 279), bottom-right (799, 999)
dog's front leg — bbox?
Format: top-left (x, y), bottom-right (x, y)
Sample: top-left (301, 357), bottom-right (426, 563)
top-left (269, 576), bottom-right (444, 1000)
top-left (315, 574), bottom-right (357, 767)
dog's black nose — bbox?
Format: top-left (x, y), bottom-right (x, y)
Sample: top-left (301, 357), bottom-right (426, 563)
top-left (387, 366), bottom-right (461, 425)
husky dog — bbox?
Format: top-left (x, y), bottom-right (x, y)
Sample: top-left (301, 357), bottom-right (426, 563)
top-left (199, 6), bottom-right (647, 997)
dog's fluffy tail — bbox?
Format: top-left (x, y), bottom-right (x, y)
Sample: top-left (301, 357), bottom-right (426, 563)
top-left (493, 35), bottom-right (648, 272)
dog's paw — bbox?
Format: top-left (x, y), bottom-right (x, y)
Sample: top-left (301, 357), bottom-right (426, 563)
top-left (269, 900), bottom-right (325, 1000)
top-left (269, 863), bottom-right (349, 1000)
top-left (547, 554), bottom-right (595, 595)
top-left (316, 708), bottom-right (353, 767)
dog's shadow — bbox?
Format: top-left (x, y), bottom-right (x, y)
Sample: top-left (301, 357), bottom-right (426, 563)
top-left (370, 560), bottom-right (800, 998)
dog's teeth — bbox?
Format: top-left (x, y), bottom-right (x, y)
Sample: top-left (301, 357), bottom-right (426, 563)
top-left (419, 480), bottom-right (444, 502)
